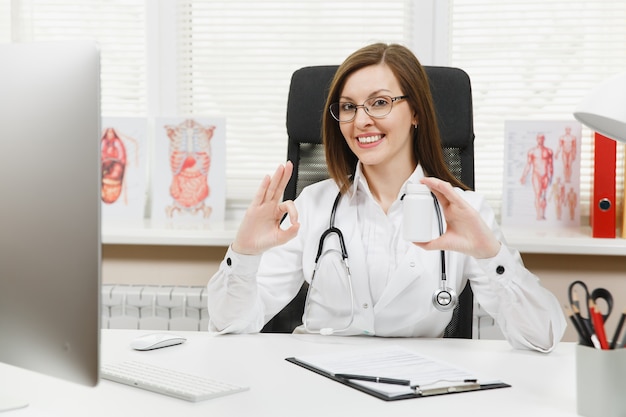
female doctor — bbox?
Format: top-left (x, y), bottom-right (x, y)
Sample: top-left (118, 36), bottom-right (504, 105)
top-left (206, 43), bottom-right (566, 352)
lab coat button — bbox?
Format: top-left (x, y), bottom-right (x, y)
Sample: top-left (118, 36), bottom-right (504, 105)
top-left (362, 303), bottom-right (369, 309)
top-left (496, 265), bottom-right (505, 274)
top-left (409, 262), bottom-right (415, 267)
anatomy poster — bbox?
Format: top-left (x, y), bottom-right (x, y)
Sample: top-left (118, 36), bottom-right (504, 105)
top-left (502, 120), bottom-right (582, 227)
top-left (100, 117), bottom-right (147, 223)
top-left (151, 117), bottom-right (226, 225)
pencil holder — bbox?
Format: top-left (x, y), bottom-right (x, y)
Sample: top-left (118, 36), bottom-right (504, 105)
top-left (576, 344), bottom-right (626, 417)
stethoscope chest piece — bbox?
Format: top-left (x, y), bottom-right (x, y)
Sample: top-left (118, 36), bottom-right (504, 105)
top-left (432, 286), bottom-right (458, 312)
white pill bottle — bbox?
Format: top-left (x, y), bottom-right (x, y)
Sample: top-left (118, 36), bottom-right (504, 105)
top-left (402, 183), bottom-right (434, 242)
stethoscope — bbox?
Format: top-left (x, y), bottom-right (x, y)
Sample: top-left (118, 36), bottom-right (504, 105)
top-left (303, 188), bottom-right (457, 335)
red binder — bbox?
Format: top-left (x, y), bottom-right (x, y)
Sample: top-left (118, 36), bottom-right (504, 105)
top-left (590, 132), bottom-right (616, 238)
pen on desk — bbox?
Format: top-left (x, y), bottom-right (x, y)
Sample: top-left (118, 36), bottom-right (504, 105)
top-left (589, 299), bottom-right (609, 350)
top-left (411, 380), bottom-right (480, 396)
top-left (610, 308), bottom-right (626, 349)
top-left (334, 373), bottom-right (411, 386)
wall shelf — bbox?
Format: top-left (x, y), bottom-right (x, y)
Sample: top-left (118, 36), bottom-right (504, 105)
top-left (102, 221), bottom-right (626, 256)
top-left (501, 226), bottom-right (626, 256)
top-left (102, 220), bottom-right (238, 246)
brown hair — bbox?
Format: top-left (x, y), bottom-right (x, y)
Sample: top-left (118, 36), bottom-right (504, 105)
top-left (322, 43), bottom-right (468, 194)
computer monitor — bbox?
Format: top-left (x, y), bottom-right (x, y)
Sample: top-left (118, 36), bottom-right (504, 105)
top-left (0, 41), bottom-right (101, 411)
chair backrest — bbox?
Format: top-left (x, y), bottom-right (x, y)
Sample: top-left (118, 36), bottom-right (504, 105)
top-left (261, 65), bottom-right (475, 338)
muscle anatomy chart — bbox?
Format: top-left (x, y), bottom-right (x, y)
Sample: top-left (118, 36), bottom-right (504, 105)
top-left (502, 120), bottom-right (581, 228)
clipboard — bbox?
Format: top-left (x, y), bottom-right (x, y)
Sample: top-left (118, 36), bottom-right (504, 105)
top-left (285, 345), bottom-right (511, 401)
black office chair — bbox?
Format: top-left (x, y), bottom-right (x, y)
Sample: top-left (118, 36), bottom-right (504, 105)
top-left (261, 65), bottom-right (475, 338)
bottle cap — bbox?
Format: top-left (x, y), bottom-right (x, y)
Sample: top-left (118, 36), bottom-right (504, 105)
top-left (406, 183), bottom-right (429, 194)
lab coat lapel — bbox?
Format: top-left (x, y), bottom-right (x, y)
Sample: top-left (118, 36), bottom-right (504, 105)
top-left (336, 197), bottom-right (374, 326)
top-left (374, 250), bottom-right (427, 312)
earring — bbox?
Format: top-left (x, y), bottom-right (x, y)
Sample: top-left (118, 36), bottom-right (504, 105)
top-left (413, 123), bottom-right (418, 129)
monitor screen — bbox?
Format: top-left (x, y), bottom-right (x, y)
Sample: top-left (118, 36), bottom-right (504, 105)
top-left (0, 41), bottom-right (101, 411)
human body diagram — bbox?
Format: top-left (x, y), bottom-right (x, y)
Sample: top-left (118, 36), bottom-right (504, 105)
top-left (548, 176), bottom-right (566, 220)
top-left (520, 134), bottom-right (554, 220)
top-left (101, 127), bottom-right (139, 205)
top-left (164, 118), bottom-right (216, 219)
top-left (518, 126), bottom-right (580, 224)
top-left (555, 126), bottom-right (577, 183)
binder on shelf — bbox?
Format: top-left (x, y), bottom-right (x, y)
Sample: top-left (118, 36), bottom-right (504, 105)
top-left (591, 132), bottom-right (616, 238)
top-left (623, 149), bottom-right (626, 238)
top-left (286, 345), bottom-right (510, 401)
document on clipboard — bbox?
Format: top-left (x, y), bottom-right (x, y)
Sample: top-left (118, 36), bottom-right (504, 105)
top-left (286, 345), bottom-right (510, 401)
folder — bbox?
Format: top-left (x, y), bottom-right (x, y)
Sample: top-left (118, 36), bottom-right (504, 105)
top-left (590, 132), bottom-right (616, 238)
top-left (623, 149), bottom-right (626, 239)
top-left (286, 345), bottom-right (510, 401)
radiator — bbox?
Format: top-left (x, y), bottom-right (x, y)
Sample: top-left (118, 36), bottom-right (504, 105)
top-left (102, 284), bottom-right (209, 331)
top-left (102, 284), bottom-right (504, 340)
top-left (473, 300), bottom-right (505, 340)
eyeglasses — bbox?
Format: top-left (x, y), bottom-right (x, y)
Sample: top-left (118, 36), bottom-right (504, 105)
top-left (329, 95), bottom-right (408, 122)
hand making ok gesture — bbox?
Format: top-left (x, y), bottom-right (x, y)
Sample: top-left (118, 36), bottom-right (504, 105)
top-left (231, 161), bottom-right (300, 255)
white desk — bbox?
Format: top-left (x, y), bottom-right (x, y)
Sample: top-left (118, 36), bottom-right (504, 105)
top-left (1, 329), bottom-right (578, 416)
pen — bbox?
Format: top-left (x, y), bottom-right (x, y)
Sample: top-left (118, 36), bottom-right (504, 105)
top-left (334, 373), bottom-right (411, 386)
top-left (610, 308), bottom-right (626, 349)
top-left (572, 302), bottom-right (593, 339)
top-left (564, 305), bottom-right (592, 347)
top-left (571, 291), bottom-right (581, 310)
top-left (412, 380), bottom-right (480, 396)
top-left (574, 305), bottom-right (598, 347)
top-left (589, 299), bottom-right (609, 350)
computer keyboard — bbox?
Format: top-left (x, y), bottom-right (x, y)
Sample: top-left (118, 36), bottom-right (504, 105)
top-left (101, 360), bottom-right (249, 402)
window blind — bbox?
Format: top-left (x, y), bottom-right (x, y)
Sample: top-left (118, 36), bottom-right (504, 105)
top-left (5, 0), bottom-right (413, 220)
top-left (0, 1), bottom-right (9, 41)
top-left (7, 1), bottom-right (625, 226)
top-left (449, 0), bottom-right (626, 221)
top-left (176, 0), bottom-right (413, 217)
top-left (8, 0), bottom-right (147, 116)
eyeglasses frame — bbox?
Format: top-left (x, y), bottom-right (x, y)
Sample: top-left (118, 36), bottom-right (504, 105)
top-left (329, 95), bottom-right (408, 123)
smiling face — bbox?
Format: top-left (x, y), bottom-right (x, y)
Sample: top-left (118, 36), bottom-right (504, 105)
top-left (337, 64), bottom-right (416, 175)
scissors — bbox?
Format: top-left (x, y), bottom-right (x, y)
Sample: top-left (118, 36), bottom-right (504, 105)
top-left (567, 280), bottom-right (614, 346)
top-left (568, 280), bottom-right (614, 322)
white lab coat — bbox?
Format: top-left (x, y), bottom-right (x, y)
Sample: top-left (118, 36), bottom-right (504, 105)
top-left (207, 166), bottom-right (566, 352)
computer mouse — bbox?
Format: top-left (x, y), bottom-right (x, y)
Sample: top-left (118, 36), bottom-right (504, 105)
top-left (130, 333), bottom-right (187, 351)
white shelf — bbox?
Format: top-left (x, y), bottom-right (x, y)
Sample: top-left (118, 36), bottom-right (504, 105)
top-left (501, 226), bottom-right (626, 256)
top-left (102, 221), bottom-right (626, 256)
top-left (102, 220), bottom-right (238, 246)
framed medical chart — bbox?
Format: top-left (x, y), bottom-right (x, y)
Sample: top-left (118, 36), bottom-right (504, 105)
top-left (502, 120), bottom-right (582, 228)
top-left (150, 117), bottom-right (226, 226)
top-left (100, 117), bottom-right (148, 224)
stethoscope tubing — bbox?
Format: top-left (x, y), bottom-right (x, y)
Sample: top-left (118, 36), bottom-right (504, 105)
top-left (303, 186), bottom-right (457, 334)
top-left (304, 192), bottom-right (354, 335)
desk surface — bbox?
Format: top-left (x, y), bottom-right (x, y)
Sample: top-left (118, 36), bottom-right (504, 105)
top-left (1, 330), bottom-right (578, 416)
